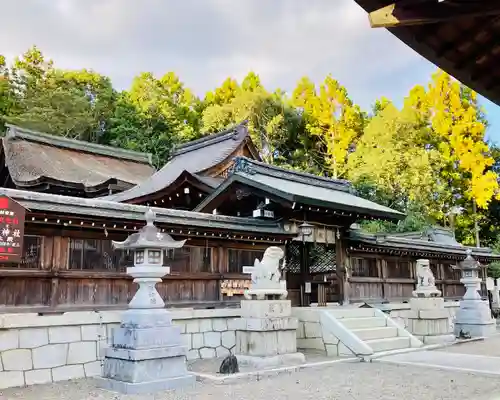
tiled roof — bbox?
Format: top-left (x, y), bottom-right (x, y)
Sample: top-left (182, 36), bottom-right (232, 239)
top-left (103, 121), bottom-right (253, 202)
top-left (2, 125), bottom-right (155, 195)
top-left (349, 227), bottom-right (500, 260)
top-left (195, 157), bottom-right (404, 221)
top-left (0, 187), bottom-right (289, 235)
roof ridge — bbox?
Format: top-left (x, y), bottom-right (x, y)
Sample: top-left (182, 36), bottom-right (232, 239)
top-left (231, 156), bottom-right (353, 193)
top-left (171, 121), bottom-right (248, 157)
top-left (5, 124), bottom-right (153, 165)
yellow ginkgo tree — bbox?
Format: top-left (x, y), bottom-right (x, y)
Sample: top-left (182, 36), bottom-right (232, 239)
top-left (292, 75), bottom-right (364, 179)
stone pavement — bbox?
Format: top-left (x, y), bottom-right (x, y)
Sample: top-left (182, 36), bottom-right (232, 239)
top-left (376, 335), bottom-right (500, 377)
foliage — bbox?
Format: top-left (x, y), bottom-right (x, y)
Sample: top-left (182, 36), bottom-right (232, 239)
top-left (1, 46), bottom-right (500, 247)
top-left (292, 75), bottom-right (365, 178)
top-left (488, 262), bottom-right (500, 280)
top-left (106, 93), bottom-right (175, 168)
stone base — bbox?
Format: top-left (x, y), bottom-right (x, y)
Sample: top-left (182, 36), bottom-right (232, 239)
top-left (454, 299), bottom-right (495, 338)
top-left (407, 297), bottom-right (454, 342)
top-left (454, 322), bottom-right (496, 338)
top-left (240, 300), bottom-right (291, 318)
top-left (236, 326), bottom-right (298, 357)
top-left (244, 289), bottom-right (288, 300)
top-left (236, 352), bottom-right (306, 369)
top-left (409, 297), bottom-right (444, 311)
top-left (96, 374), bottom-right (195, 395)
top-left (416, 334), bottom-right (456, 345)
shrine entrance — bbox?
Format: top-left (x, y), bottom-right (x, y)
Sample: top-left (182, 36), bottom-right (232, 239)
top-left (285, 241), bottom-right (340, 307)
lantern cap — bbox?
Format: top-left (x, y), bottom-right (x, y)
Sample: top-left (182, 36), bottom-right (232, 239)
top-left (112, 208), bottom-right (186, 250)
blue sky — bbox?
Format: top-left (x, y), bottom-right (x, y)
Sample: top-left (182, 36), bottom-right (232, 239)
top-left (0, 0), bottom-right (498, 143)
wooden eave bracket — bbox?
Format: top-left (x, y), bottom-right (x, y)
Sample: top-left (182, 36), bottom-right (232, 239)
top-left (369, 1), bottom-right (500, 29)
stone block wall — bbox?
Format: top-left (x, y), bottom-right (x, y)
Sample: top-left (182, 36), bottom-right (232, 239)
top-left (0, 308), bottom-right (241, 389)
top-left (293, 308), bottom-right (341, 357)
top-left (383, 301), bottom-right (459, 332)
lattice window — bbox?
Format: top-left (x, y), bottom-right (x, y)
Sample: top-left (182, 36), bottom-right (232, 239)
top-left (443, 263), bottom-right (461, 280)
top-left (68, 239), bottom-right (132, 272)
top-left (386, 259), bottom-right (412, 278)
top-left (285, 242), bottom-right (301, 274)
top-left (228, 249), bottom-right (264, 273)
top-left (165, 246), bottom-right (212, 273)
top-left (308, 244), bottom-right (336, 273)
top-left (285, 242), bottom-right (336, 274)
top-left (352, 257), bottom-right (378, 277)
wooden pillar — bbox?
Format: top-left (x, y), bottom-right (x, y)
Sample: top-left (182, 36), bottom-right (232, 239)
top-left (380, 258), bottom-right (388, 301)
top-left (335, 230), bottom-right (349, 305)
top-left (45, 236), bottom-right (69, 308)
top-left (300, 241), bottom-right (311, 306)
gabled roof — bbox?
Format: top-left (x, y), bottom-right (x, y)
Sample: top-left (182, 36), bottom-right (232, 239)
top-left (349, 226), bottom-right (500, 261)
top-left (194, 157), bottom-right (405, 221)
top-left (103, 121), bottom-right (257, 203)
top-left (2, 124), bottom-right (155, 196)
top-left (0, 187), bottom-right (289, 236)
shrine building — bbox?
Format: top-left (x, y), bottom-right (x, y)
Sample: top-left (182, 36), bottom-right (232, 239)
top-left (0, 121), bottom-right (498, 313)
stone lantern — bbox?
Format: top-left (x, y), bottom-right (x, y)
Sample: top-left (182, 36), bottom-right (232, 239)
top-left (453, 249), bottom-right (495, 338)
top-left (98, 209), bottom-right (195, 394)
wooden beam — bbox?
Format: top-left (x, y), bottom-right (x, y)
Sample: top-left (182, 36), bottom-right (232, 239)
top-left (369, 1), bottom-right (500, 29)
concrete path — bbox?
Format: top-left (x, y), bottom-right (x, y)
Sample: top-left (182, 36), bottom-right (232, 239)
top-left (376, 350), bottom-right (500, 376)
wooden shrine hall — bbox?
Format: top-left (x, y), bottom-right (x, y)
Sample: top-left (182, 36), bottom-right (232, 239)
top-left (0, 121), bottom-right (499, 312)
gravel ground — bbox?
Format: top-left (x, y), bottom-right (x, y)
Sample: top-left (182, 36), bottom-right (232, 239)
top-left (1, 361), bottom-right (500, 400)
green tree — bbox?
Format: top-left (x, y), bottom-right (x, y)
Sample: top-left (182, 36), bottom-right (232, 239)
top-left (348, 102), bottom-right (446, 218)
top-left (106, 93), bottom-right (175, 168)
top-left (5, 70), bottom-right (95, 139)
top-left (202, 73), bottom-right (317, 171)
top-left (6, 47), bottom-right (116, 141)
top-left (125, 72), bottom-right (202, 144)
top-left (0, 55), bottom-right (13, 130)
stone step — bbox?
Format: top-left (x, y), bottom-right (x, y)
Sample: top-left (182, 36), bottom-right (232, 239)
top-left (351, 326), bottom-right (398, 341)
top-left (327, 308), bottom-right (377, 319)
top-left (341, 317), bottom-right (387, 330)
top-left (365, 336), bottom-right (411, 353)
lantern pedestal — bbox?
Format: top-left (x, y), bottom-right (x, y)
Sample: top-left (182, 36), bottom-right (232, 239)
top-left (454, 275), bottom-right (495, 338)
top-left (453, 250), bottom-right (495, 338)
top-left (98, 265), bottom-right (194, 394)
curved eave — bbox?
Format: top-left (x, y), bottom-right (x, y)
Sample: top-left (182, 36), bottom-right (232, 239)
top-left (9, 175), bottom-right (135, 196)
top-left (195, 173), bottom-right (404, 221)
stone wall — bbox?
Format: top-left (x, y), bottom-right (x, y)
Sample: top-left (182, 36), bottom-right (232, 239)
top-left (380, 301), bottom-right (460, 331)
top-left (0, 308), bottom-right (241, 389)
top-left (293, 308), bottom-right (343, 357)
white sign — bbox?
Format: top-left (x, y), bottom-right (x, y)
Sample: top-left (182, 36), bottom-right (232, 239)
top-left (305, 282), bottom-right (312, 294)
top-left (242, 266), bottom-right (254, 274)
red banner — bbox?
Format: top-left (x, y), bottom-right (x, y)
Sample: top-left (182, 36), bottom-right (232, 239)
top-left (0, 197), bottom-right (25, 263)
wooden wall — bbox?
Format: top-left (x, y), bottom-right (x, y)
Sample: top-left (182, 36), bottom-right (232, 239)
top-left (0, 233), bottom-right (268, 312)
top-left (347, 252), bottom-right (467, 303)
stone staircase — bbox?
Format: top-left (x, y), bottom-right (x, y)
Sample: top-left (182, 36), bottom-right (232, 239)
top-left (294, 306), bottom-right (422, 359)
top-left (328, 307), bottom-right (420, 356)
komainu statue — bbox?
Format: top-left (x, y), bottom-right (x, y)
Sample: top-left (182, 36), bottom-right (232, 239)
top-left (413, 259), bottom-right (441, 298)
top-left (244, 246), bottom-right (287, 300)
